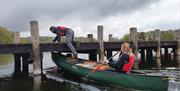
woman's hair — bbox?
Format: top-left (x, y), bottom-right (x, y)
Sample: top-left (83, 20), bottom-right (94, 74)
top-left (121, 43), bottom-right (130, 52)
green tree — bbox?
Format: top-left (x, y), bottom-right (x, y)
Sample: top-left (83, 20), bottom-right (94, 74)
top-left (160, 30), bottom-right (175, 41)
top-left (0, 27), bottom-right (13, 44)
top-left (121, 34), bottom-right (129, 42)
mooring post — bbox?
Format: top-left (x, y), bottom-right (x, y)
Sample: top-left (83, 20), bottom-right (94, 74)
top-left (176, 39), bottom-right (180, 68)
top-left (13, 32), bottom-right (20, 43)
top-left (97, 25), bottom-right (104, 63)
top-left (155, 29), bottom-right (161, 70)
top-left (13, 32), bottom-right (21, 76)
top-left (141, 32), bottom-right (149, 41)
top-left (130, 27), bottom-right (139, 69)
top-left (30, 20), bottom-right (42, 91)
top-left (87, 34), bottom-right (94, 42)
top-left (109, 34), bottom-right (113, 42)
top-left (30, 20), bottom-right (42, 76)
top-left (33, 75), bottom-right (41, 91)
top-left (107, 34), bottom-right (113, 62)
top-left (87, 34), bottom-right (97, 61)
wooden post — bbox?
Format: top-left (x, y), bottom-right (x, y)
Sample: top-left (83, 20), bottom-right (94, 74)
top-left (107, 34), bottom-right (113, 62)
top-left (13, 32), bottom-right (20, 43)
top-left (13, 32), bottom-right (21, 76)
top-left (164, 47), bottom-right (169, 59)
top-left (87, 34), bottom-right (97, 61)
top-left (87, 34), bottom-right (94, 42)
top-left (172, 47), bottom-right (176, 60)
top-left (176, 40), bottom-right (180, 68)
top-left (30, 21), bottom-right (41, 76)
top-left (175, 30), bottom-right (180, 67)
top-left (145, 33), bottom-right (149, 41)
top-left (107, 50), bottom-right (113, 62)
top-left (109, 34), bottom-right (113, 41)
top-left (97, 25), bottom-right (104, 63)
top-left (22, 53), bottom-right (29, 75)
top-left (140, 48), bottom-right (145, 63)
top-left (14, 54), bottom-right (21, 76)
top-left (130, 27), bottom-right (138, 69)
top-left (155, 29), bottom-right (161, 70)
top-left (33, 75), bottom-right (41, 91)
top-left (146, 49), bottom-right (153, 63)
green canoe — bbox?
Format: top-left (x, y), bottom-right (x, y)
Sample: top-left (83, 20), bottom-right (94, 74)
top-left (51, 53), bottom-right (169, 91)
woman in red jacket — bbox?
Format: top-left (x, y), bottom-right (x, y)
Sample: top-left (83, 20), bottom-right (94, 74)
top-left (108, 43), bottom-right (135, 73)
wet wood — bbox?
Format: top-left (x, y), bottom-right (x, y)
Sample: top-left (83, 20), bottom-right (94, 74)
top-left (130, 27), bottom-right (139, 69)
top-left (14, 54), bottom-right (21, 75)
top-left (97, 25), bottom-right (104, 63)
top-left (30, 20), bottom-right (41, 76)
top-left (22, 53), bottom-right (29, 75)
top-left (87, 34), bottom-right (97, 61)
top-left (155, 29), bottom-right (161, 70)
top-left (13, 32), bottom-right (20, 44)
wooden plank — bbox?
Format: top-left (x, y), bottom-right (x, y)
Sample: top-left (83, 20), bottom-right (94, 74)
top-left (0, 41), bottom-right (177, 54)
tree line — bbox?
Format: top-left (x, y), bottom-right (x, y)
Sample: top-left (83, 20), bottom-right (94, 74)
top-left (121, 29), bottom-right (180, 42)
top-left (0, 26), bottom-right (179, 44)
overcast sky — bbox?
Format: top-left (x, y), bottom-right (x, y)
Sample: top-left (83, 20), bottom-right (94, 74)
top-left (0, 0), bottom-right (180, 40)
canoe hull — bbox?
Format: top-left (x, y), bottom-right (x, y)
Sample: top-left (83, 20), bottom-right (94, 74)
top-left (52, 53), bottom-right (169, 91)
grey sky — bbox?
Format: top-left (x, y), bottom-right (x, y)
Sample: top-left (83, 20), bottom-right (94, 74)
top-left (0, 0), bottom-right (180, 39)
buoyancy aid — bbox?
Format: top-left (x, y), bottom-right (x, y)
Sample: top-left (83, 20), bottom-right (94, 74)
top-left (56, 26), bottom-right (68, 36)
top-left (121, 54), bottom-right (135, 73)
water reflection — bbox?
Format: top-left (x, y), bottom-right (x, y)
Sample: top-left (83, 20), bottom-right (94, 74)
top-left (0, 54), bottom-right (14, 77)
top-left (0, 54), bottom-right (13, 66)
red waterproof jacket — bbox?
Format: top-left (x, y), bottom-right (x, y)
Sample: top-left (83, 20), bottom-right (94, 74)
top-left (56, 26), bottom-right (68, 36)
top-left (121, 54), bottom-right (135, 73)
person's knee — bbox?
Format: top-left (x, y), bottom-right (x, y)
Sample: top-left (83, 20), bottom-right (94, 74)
top-left (66, 41), bottom-right (71, 45)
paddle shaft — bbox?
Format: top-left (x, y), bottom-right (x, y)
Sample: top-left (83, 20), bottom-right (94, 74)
top-left (106, 51), bottom-right (121, 61)
top-left (85, 51), bottom-right (120, 78)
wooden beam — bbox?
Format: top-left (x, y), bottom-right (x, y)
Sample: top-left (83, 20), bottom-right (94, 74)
top-left (0, 41), bottom-right (177, 54)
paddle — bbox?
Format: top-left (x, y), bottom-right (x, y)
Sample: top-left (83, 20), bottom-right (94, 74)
top-left (85, 51), bottom-right (121, 78)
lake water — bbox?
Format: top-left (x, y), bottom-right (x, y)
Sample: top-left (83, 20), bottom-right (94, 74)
top-left (0, 52), bottom-right (180, 91)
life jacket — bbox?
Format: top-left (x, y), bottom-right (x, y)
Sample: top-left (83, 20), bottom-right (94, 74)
top-left (56, 26), bottom-right (68, 36)
top-left (121, 54), bottom-right (135, 73)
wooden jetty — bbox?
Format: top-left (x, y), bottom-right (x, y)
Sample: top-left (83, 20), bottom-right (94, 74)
top-left (0, 20), bottom-right (180, 76)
